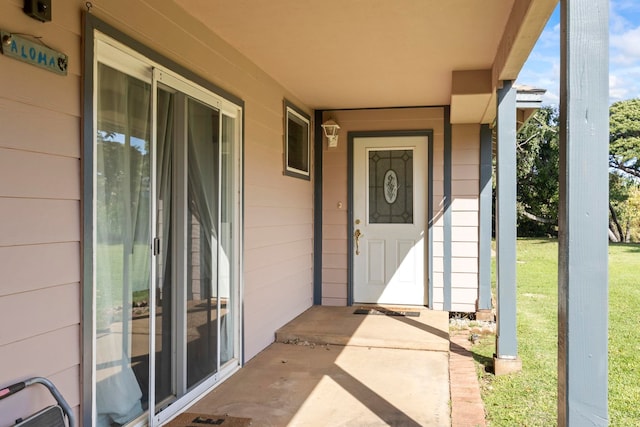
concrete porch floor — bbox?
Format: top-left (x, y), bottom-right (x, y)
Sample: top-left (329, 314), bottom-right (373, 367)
top-left (184, 306), bottom-right (455, 426)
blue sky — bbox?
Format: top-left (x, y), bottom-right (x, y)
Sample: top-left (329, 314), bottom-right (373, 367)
top-left (517, 1), bottom-right (640, 105)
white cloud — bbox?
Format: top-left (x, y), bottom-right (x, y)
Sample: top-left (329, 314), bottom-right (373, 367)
top-left (518, 0), bottom-right (640, 106)
top-left (610, 1), bottom-right (635, 33)
top-left (610, 26), bottom-right (640, 61)
top-left (609, 1), bottom-right (640, 101)
top-left (542, 91), bottom-right (560, 106)
top-left (609, 67), bottom-right (640, 102)
top-left (609, 75), bottom-right (629, 101)
top-left (517, 50), bottom-right (559, 106)
top-left (535, 23), bottom-right (560, 50)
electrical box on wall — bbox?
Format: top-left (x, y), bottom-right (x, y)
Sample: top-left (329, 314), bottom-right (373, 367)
top-left (24, 0), bottom-right (52, 23)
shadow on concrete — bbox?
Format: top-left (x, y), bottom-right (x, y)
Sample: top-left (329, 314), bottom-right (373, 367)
top-left (185, 305), bottom-right (451, 426)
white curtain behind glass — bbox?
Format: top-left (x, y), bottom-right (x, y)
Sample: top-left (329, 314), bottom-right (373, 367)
top-left (187, 100), bottom-right (218, 297)
top-left (95, 63), bottom-right (150, 426)
top-left (155, 88), bottom-right (174, 404)
top-left (186, 99), bottom-right (219, 388)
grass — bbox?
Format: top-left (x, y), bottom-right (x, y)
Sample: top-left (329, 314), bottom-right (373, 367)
top-left (470, 238), bottom-right (640, 426)
top-left (96, 243), bottom-right (151, 308)
top-left (608, 242), bottom-right (640, 425)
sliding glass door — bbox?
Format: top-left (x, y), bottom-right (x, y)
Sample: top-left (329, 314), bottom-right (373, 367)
top-left (93, 37), bottom-right (242, 427)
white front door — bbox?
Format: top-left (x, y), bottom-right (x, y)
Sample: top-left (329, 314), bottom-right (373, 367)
top-left (353, 135), bottom-right (428, 305)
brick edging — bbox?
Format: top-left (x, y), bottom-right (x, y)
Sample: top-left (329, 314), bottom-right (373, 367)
top-left (449, 333), bottom-right (486, 427)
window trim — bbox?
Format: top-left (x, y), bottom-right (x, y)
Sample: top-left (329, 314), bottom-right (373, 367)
top-left (283, 99), bottom-right (311, 180)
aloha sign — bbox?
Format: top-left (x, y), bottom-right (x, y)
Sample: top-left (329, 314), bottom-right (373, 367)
top-left (1, 31), bottom-right (68, 76)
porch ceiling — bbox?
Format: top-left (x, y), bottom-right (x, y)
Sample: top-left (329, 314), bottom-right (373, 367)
top-left (174, 0), bottom-right (555, 114)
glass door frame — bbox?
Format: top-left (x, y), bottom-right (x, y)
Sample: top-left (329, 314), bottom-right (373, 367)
top-left (150, 69), bottom-right (243, 426)
top-left (87, 30), bottom-right (244, 427)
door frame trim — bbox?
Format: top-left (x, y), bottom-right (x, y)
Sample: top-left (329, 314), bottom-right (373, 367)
top-left (347, 130), bottom-right (434, 306)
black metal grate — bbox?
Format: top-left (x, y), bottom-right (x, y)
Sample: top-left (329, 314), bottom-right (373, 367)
top-left (15, 405), bottom-right (66, 427)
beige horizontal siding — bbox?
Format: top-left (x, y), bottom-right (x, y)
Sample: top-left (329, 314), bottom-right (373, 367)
top-left (323, 254), bottom-right (348, 270)
top-left (432, 257), bottom-right (445, 273)
top-left (324, 239), bottom-right (347, 254)
top-left (245, 207), bottom-right (313, 232)
top-left (245, 240), bottom-right (313, 273)
top-left (452, 242), bottom-right (479, 258)
top-left (0, 0), bottom-right (83, 420)
top-left (452, 180), bottom-right (480, 196)
top-left (452, 226), bottom-right (479, 242)
top-left (323, 282), bottom-right (348, 299)
top-left (0, 199), bottom-right (80, 246)
top-left (244, 268), bottom-right (313, 357)
top-left (451, 288), bottom-right (478, 312)
top-left (452, 257), bottom-right (479, 274)
top-left (432, 165), bottom-right (444, 177)
top-left (452, 272), bottom-right (479, 285)
top-left (324, 224), bottom-right (348, 240)
top-left (452, 211), bottom-right (479, 226)
top-left (432, 274), bottom-right (444, 287)
top-left (452, 164), bottom-right (480, 179)
top-left (0, 243), bottom-right (80, 297)
top-left (0, 99), bottom-right (80, 157)
top-left (324, 209), bottom-right (348, 225)
top-left (0, 149), bottom-right (80, 200)
top-left (322, 297), bottom-right (347, 306)
top-left (245, 183), bottom-right (312, 209)
top-left (1, 1), bottom-right (317, 424)
top-left (449, 124), bottom-right (481, 312)
top-left (450, 149), bottom-right (479, 165)
top-left (322, 268), bottom-right (347, 284)
top-left (0, 326), bottom-right (80, 386)
top-left (432, 225), bottom-right (444, 241)
top-left (433, 241), bottom-right (444, 257)
top-left (243, 258), bottom-right (313, 293)
top-left (432, 287), bottom-right (444, 308)
top-left (452, 198), bottom-right (479, 211)
top-left (0, 59), bottom-right (81, 117)
top-left (0, 283), bottom-right (80, 347)
top-left (245, 224), bottom-right (313, 250)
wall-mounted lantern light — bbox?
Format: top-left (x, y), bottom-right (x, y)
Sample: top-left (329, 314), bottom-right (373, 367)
top-left (321, 119), bottom-right (340, 148)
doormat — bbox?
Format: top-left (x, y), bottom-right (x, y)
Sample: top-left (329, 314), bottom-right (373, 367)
top-left (166, 413), bottom-right (252, 427)
top-left (354, 307), bottom-right (421, 317)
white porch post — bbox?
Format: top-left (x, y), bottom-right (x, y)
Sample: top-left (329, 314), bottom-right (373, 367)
top-left (558, 0), bottom-right (609, 425)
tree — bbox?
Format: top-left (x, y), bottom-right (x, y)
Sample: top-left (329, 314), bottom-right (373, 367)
top-left (609, 174), bottom-right (640, 242)
top-left (609, 98), bottom-right (640, 179)
top-left (510, 100), bottom-right (640, 241)
top-left (609, 99), bottom-right (640, 241)
top-left (515, 106), bottom-right (559, 236)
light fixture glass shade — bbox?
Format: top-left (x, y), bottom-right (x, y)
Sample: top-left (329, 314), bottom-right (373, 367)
top-left (321, 119), bottom-right (340, 148)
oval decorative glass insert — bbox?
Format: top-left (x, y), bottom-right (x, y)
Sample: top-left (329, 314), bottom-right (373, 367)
top-left (384, 169), bottom-right (399, 204)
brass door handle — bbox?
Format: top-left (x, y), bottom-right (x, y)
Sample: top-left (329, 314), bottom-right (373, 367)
top-left (354, 229), bottom-right (362, 255)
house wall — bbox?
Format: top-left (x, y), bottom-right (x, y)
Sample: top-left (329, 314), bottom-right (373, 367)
top-left (321, 111), bottom-right (480, 311)
top-left (451, 124), bottom-right (481, 312)
top-left (321, 108), bottom-right (445, 307)
top-left (91, 1), bottom-right (316, 362)
top-left (0, 1), bottom-right (83, 423)
top-left (0, 0), bottom-right (313, 423)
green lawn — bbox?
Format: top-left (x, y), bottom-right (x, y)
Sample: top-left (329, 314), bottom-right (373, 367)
top-left (471, 238), bottom-right (640, 426)
top-left (96, 243), bottom-right (151, 309)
